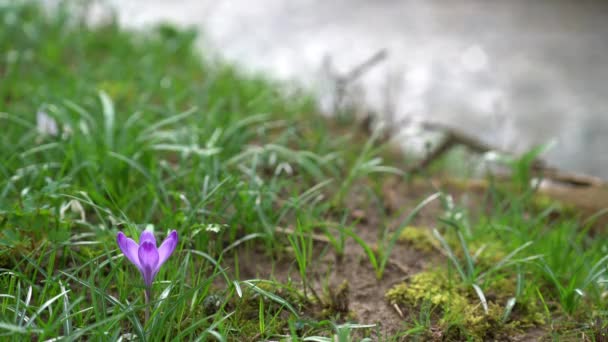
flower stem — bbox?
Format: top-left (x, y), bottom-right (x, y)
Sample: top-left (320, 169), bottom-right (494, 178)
top-left (144, 287), bottom-right (151, 323)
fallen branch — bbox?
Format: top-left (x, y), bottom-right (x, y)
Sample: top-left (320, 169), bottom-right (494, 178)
top-left (409, 120), bottom-right (604, 188)
top-left (324, 49), bottom-right (388, 114)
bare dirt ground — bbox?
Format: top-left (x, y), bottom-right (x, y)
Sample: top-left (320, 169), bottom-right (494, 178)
top-left (228, 176), bottom-right (559, 341)
top-left (231, 178), bottom-right (438, 338)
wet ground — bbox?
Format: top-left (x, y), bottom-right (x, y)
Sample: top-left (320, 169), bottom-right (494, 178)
top-left (101, 0), bottom-right (608, 178)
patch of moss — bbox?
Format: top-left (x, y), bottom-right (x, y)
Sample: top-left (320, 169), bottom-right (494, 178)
top-left (227, 282), bottom-right (297, 338)
top-left (386, 270), bottom-right (467, 313)
top-left (386, 269), bottom-right (544, 341)
top-left (397, 226), bottom-right (438, 253)
top-left (531, 194), bottom-right (577, 216)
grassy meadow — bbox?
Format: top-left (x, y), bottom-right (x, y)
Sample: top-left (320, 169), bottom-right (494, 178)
top-left (1, 1), bottom-right (608, 341)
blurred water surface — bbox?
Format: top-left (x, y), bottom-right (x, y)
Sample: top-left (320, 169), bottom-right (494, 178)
top-left (103, 0), bottom-right (608, 178)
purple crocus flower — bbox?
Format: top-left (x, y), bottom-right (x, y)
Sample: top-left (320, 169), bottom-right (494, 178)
top-left (116, 230), bottom-right (178, 287)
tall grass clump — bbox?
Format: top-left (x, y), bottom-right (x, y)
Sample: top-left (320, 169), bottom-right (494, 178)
top-left (0, 1), bottom-right (360, 339)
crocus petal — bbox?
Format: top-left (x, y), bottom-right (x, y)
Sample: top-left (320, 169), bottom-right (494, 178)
top-left (117, 232), bottom-right (141, 268)
top-left (139, 230), bottom-right (157, 247)
top-left (155, 230), bottom-right (178, 273)
top-left (138, 241), bottom-right (159, 287)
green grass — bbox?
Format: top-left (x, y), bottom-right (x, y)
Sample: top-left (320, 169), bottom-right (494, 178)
top-left (2, 1), bottom-right (608, 341)
top-left (425, 151), bottom-right (608, 339)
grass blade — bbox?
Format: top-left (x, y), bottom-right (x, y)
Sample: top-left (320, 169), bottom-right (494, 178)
top-left (433, 228), bottom-right (468, 282)
top-left (99, 91), bottom-right (115, 148)
top-left (472, 283), bottom-right (488, 314)
top-left (501, 297), bottom-right (516, 323)
top-left (380, 192), bottom-right (440, 278)
top-left (59, 281), bottom-right (72, 336)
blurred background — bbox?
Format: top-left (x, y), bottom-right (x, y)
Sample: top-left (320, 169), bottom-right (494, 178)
top-left (92, 0), bottom-right (607, 178)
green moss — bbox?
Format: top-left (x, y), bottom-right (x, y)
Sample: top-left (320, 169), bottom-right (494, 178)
top-left (386, 269), bottom-right (545, 341)
top-left (386, 270), bottom-right (467, 313)
top-left (531, 194), bottom-right (577, 216)
top-left (397, 226), bottom-right (438, 253)
top-left (227, 282), bottom-right (296, 338)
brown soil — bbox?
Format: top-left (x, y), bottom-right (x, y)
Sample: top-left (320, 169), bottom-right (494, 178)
top-left (237, 245), bottom-right (419, 338)
top-left (227, 176), bottom-right (548, 341)
top-left (227, 178), bottom-right (440, 339)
